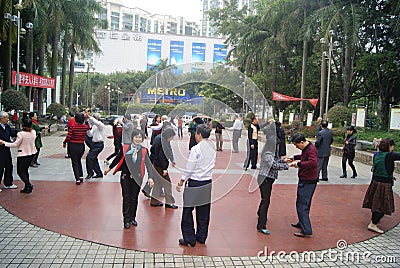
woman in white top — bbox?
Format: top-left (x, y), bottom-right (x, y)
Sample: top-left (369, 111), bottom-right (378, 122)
top-left (0, 119), bottom-right (37, 193)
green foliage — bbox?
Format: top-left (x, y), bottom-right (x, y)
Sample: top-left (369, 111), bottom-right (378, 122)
top-left (47, 103), bottom-right (66, 118)
top-left (291, 120), bottom-right (302, 130)
top-left (327, 105), bottom-right (350, 128)
top-left (356, 130), bottom-right (400, 146)
top-left (0, 90), bottom-right (29, 111)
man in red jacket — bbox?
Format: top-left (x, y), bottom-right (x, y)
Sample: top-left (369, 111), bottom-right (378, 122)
top-left (288, 134), bottom-right (318, 238)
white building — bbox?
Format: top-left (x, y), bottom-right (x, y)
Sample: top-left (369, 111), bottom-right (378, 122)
top-left (93, 29), bottom-right (227, 74)
top-left (201, 0), bottom-right (255, 37)
top-left (97, 0), bottom-right (200, 36)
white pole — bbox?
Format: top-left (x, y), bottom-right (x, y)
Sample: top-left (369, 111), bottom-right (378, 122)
top-left (325, 34), bottom-right (333, 116)
top-left (16, 9), bottom-right (21, 91)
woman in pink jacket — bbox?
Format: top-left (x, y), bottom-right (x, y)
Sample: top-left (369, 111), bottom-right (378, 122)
top-left (0, 119), bottom-right (37, 193)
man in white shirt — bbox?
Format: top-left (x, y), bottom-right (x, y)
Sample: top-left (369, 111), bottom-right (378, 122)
top-left (176, 124), bottom-right (216, 247)
top-left (85, 113), bottom-right (105, 179)
top-left (230, 114), bottom-right (244, 153)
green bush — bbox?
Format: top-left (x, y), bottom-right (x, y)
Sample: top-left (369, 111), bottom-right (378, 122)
top-left (0, 90), bottom-right (29, 111)
top-left (47, 103), bottom-right (66, 118)
top-left (327, 105), bottom-right (350, 128)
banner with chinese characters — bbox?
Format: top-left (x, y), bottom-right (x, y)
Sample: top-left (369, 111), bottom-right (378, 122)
top-left (170, 41), bottom-right (184, 74)
top-left (12, 71), bottom-right (56, 89)
top-left (272, 91), bottom-right (318, 108)
top-left (213, 44), bottom-right (227, 65)
top-left (146, 39), bottom-right (162, 71)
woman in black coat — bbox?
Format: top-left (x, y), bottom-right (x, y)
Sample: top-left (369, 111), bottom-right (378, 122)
top-left (340, 126), bottom-right (357, 178)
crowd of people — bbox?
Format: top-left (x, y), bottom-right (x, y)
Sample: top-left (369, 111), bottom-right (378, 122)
top-left (0, 109), bottom-right (398, 245)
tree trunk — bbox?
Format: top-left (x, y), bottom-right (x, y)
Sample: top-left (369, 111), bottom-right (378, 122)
top-left (51, 27), bottom-right (60, 103)
top-left (68, 44), bottom-right (76, 108)
top-left (4, 24), bottom-right (12, 91)
top-left (61, 29), bottom-right (70, 106)
top-left (300, 39), bottom-right (308, 119)
top-left (37, 41), bottom-right (46, 115)
top-left (343, 42), bottom-right (351, 106)
top-left (380, 88), bottom-right (390, 129)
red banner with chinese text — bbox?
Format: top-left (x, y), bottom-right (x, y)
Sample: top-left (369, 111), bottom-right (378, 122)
top-left (12, 71), bottom-right (56, 89)
top-left (272, 91), bottom-right (318, 108)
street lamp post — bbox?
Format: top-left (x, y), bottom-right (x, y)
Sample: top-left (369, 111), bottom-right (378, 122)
top-left (320, 30), bottom-right (340, 117)
top-left (105, 83), bottom-right (111, 116)
top-left (4, 1), bottom-right (33, 92)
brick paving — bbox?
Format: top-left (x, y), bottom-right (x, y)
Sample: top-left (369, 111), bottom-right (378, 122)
top-left (0, 127), bottom-right (399, 267)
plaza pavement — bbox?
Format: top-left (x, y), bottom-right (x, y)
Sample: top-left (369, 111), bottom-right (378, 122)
top-left (0, 126), bottom-right (399, 267)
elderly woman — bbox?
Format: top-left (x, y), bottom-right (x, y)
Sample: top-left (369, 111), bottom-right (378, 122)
top-left (0, 119), bottom-right (36, 193)
top-left (363, 138), bottom-right (400, 233)
top-left (340, 125), bottom-right (357, 178)
top-left (28, 112), bottom-right (48, 167)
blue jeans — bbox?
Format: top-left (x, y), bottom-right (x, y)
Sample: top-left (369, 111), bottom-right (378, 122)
top-left (296, 183), bottom-right (317, 235)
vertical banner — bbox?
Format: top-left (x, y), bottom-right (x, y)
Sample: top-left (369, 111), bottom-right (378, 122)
top-left (289, 112), bottom-right (294, 125)
top-left (356, 107), bottom-right (366, 128)
top-left (213, 44), bottom-right (227, 65)
top-left (306, 112), bottom-right (313, 127)
top-left (278, 111), bottom-right (284, 123)
top-left (351, 113), bottom-right (356, 126)
top-left (191, 42), bottom-right (206, 71)
top-left (170, 40), bottom-right (184, 74)
top-left (147, 39), bottom-right (162, 71)
top-left (389, 107), bottom-right (400, 130)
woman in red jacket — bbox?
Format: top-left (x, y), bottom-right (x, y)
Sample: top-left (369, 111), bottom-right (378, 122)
top-left (63, 113), bottom-right (90, 185)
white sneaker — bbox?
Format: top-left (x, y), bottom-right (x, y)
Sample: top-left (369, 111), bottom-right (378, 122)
top-left (104, 160), bottom-right (110, 166)
top-left (0, 189), bottom-right (2, 192)
top-left (368, 222), bottom-right (384, 234)
top-left (4, 184), bottom-right (18, 189)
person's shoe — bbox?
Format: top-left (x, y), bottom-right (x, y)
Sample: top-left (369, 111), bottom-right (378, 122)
top-left (165, 204), bottom-right (178, 209)
top-left (251, 166), bottom-right (257, 169)
top-left (35, 162), bottom-right (40, 166)
top-left (258, 229), bottom-right (270, 235)
top-left (20, 188), bottom-right (32, 193)
top-left (291, 223), bottom-right (301, 228)
top-left (150, 203), bottom-right (163, 207)
top-left (179, 238), bottom-right (196, 247)
top-left (76, 180), bottom-right (81, 185)
top-left (131, 220), bottom-right (138, 226)
top-left (65, 155), bottom-right (71, 158)
top-left (4, 184), bottom-right (18, 189)
top-left (0, 189), bottom-right (2, 192)
top-left (79, 177), bottom-right (84, 183)
top-left (294, 232), bottom-right (311, 238)
top-left (30, 164), bottom-right (38, 168)
top-left (196, 237), bottom-right (205, 244)
top-left (104, 160), bottom-right (110, 166)
top-left (92, 175), bottom-right (103, 178)
top-left (85, 174), bottom-right (93, 180)
top-left (142, 190), bottom-right (150, 198)
top-left (124, 222), bottom-right (131, 229)
top-left (351, 174), bottom-right (357, 179)
top-left (319, 178), bottom-right (328, 181)
top-left (339, 174), bottom-right (347, 178)
top-left (367, 222), bottom-right (384, 234)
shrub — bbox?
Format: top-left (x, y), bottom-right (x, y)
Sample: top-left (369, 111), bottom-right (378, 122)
top-left (327, 105), bottom-right (350, 128)
top-left (0, 90), bottom-right (29, 111)
top-left (47, 103), bottom-right (66, 118)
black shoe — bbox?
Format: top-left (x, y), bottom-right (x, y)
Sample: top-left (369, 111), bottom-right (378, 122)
top-left (319, 178), bottom-right (328, 181)
top-left (196, 237), bottom-right (206, 244)
top-left (165, 204), bottom-right (178, 209)
top-left (124, 222), bottom-right (131, 229)
top-left (291, 223), bottom-right (301, 229)
top-left (76, 180), bottom-right (81, 185)
top-left (339, 174), bottom-right (347, 178)
top-left (142, 189), bottom-right (150, 198)
top-left (351, 174), bottom-right (357, 179)
top-left (92, 175), bottom-right (103, 178)
top-left (79, 177), bottom-right (84, 183)
top-left (150, 203), bottom-right (163, 207)
top-left (35, 162), bottom-right (40, 166)
top-left (179, 238), bottom-right (196, 247)
top-left (85, 174), bottom-right (93, 180)
top-left (251, 166), bottom-right (257, 169)
top-left (131, 220), bottom-right (138, 226)
top-left (30, 164), bottom-right (38, 168)
top-left (20, 188), bottom-right (32, 193)
top-left (65, 155), bottom-right (71, 158)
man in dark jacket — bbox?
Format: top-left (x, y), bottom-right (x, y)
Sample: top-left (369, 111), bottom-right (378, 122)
top-left (315, 121), bottom-right (334, 181)
top-left (0, 111), bottom-right (19, 190)
top-left (149, 127), bottom-right (178, 208)
top-left (288, 134), bottom-right (318, 238)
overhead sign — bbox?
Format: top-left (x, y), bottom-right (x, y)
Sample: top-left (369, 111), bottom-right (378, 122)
top-left (170, 41), bottom-right (184, 74)
top-left (213, 44), bottom-right (227, 65)
top-left (12, 71), bottom-right (56, 89)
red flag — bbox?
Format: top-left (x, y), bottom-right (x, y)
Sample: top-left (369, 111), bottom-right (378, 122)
top-left (307, 98), bottom-right (319, 108)
top-left (272, 91), bottom-right (318, 109)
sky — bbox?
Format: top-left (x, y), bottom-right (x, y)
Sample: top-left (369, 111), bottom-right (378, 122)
top-left (123, 0), bottom-right (202, 22)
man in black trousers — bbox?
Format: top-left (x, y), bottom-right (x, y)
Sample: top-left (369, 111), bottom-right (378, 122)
top-left (176, 124), bottom-right (216, 247)
top-left (0, 111), bottom-right (19, 190)
top-left (244, 115), bottom-right (260, 170)
top-left (315, 120), bottom-right (333, 181)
